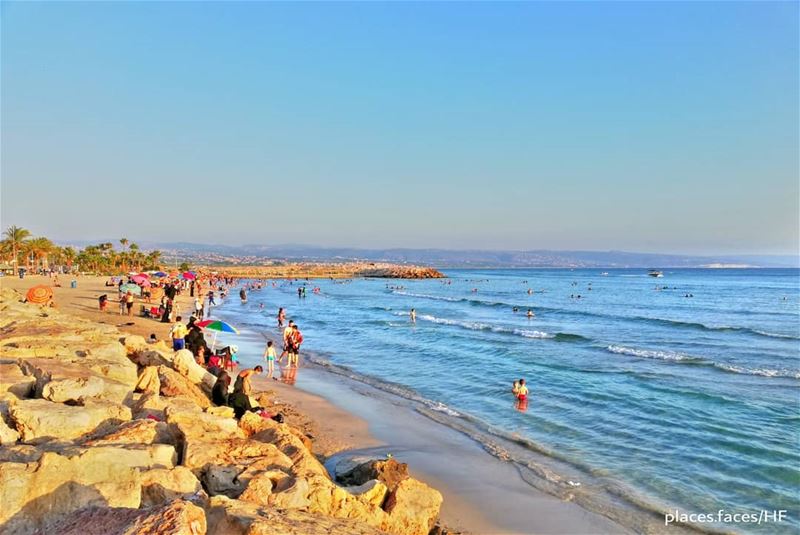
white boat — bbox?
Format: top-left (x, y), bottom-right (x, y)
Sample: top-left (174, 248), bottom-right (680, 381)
top-left (648, 270), bottom-right (664, 278)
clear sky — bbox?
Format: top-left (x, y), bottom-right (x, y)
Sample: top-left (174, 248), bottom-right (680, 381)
top-left (1, 1), bottom-right (798, 254)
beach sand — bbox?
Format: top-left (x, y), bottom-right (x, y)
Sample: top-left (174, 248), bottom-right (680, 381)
top-left (1, 274), bottom-right (630, 534)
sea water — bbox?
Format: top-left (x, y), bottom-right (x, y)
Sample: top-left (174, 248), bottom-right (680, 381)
top-left (213, 268), bottom-right (799, 533)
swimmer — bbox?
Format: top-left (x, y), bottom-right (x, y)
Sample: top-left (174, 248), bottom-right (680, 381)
top-left (526, 309), bottom-right (534, 318)
top-left (512, 380), bottom-right (520, 396)
top-left (516, 378), bottom-right (528, 401)
top-left (410, 308), bottom-right (416, 323)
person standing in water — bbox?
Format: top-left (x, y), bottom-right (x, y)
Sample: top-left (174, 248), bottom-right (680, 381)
top-left (277, 307), bottom-right (286, 328)
top-left (263, 340), bottom-right (277, 379)
top-left (410, 308), bottom-right (416, 323)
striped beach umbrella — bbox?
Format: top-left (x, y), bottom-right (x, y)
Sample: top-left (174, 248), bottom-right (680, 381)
top-left (26, 285), bottom-right (53, 305)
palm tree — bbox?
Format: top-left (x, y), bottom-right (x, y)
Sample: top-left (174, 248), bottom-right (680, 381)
top-left (27, 237), bottom-right (55, 271)
top-left (3, 226), bottom-right (31, 272)
top-left (129, 243), bottom-right (141, 271)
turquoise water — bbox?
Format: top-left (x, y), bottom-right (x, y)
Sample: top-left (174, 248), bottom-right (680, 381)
top-left (216, 269), bottom-right (800, 533)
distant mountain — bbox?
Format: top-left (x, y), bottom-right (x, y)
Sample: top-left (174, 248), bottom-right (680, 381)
top-left (56, 240), bottom-right (800, 268)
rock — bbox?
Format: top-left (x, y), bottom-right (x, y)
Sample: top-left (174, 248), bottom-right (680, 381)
top-left (0, 362), bottom-right (35, 398)
top-left (39, 500), bottom-right (207, 535)
top-left (81, 419), bottom-right (177, 447)
top-left (206, 495), bottom-right (387, 535)
top-left (183, 437), bottom-right (292, 477)
top-left (268, 476), bottom-right (311, 509)
top-left (41, 375), bottom-right (106, 403)
top-left (0, 450), bottom-right (142, 534)
top-left (130, 393), bottom-right (200, 421)
top-left (0, 416), bottom-right (20, 444)
top-left (173, 349), bottom-right (216, 392)
top-left (158, 366), bottom-right (211, 408)
top-left (337, 458), bottom-right (409, 492)
top-left (166, 404), bottom-right (243, 441)
top-left (140, 466), bottom-right (206, 507)
top-left (9, 398), bottom-right (132, 442)
top-left (383, 478), bottom-right (443, 535)
top-left (343, 479), bottom-right (389, 508)
top-left (135, 366), bottom-right (161, 394)
top-left (17, 357), bottom-right (133, 404)
top-left (206, 405), bottom-right (235, 418)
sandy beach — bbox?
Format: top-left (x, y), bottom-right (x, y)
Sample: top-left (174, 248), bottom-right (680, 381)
top-left (1, 274), bottom-right (633, 534)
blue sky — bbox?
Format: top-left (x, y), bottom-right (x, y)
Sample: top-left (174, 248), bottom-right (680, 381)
top-left (2, 2), bottom-right (797, 254)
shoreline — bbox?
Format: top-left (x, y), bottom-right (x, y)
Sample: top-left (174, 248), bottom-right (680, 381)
top-left (0, 274), bottom-right (690, 534)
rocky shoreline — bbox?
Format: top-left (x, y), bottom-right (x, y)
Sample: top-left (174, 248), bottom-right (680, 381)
top-left (207, 263), bottom-right (445, 280)
top-left (0, 287), bottom-right (446, 535)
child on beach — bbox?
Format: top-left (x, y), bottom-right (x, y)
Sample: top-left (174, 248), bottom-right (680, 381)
top-left (263, 340), bottom-right (277, 379)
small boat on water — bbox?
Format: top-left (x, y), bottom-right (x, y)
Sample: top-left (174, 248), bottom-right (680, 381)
top-left (648, 270), bottom-right (664, 278)
top-left (600, 272), bottom-right (609, 276)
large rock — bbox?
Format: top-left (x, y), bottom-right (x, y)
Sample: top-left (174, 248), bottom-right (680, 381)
top-left (0, 450), bottom-right (142, 534)
top-left (18, 357), bottom-right (133, 404)
top-left (130, 393), bottom-right (200, 421)
top-left (158, 366), bottom-right (211, 408)
top-left (81, 418), bottom-right (176, 447)
top-left (183, 438), bottom-right (292, 480)
top-left (206, 495), bottom-right (387, 535)
top-left (140, 466), bottom-right (206, 507)
top-left (173, 349), bottom-right (217, 392)
top-left (9, 398), bottom-right (132, 442)
top-left (337, 458), bottom-right (409, 491)
top-left (39, 500), bottom-right (207, 535)
top-left (0, 362), bottom-right (35, 398)
top-left (134, 366), bottom-right (161, 395)
top-left (383, 478), bottom-right (443, 535)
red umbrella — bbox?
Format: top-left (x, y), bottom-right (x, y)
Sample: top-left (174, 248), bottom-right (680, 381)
top-left (182, 272), bottom-right (197, 280)
top-left (26, 285), bottom-right (53, 304)
top-left (131, 274), bottom-right (149, 285)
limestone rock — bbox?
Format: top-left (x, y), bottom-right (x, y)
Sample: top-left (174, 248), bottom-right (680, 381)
top-left (39, 500), bottom-right (207, 535)
top-left (41, 374), bottom-right (105, 403)
top-left (158, 365), bottom-right (211, 408)
top-left (183, 437), bottom-right (292, 476)
top-left (135, 366), bottom-right (160, 395)
top-left (383, 478), bottom-right (443, 535)
top-left (0, 362), bottom-right (35, 398)
top-left (206, 495), bottom-right (387, 535)
top-left (140, 466), bottom-right (206, 507)
top-left (0, 450), bottom-right (142, 534)
top-left (206, 405), bottom-right (235, 418)
top-left (130, 393), bottom-right (200, 421)
top-left (173, 349), bottom-right (216, 392)
top-left (337, 458), bottom-right (409, 492)
top-left (81, 418), bottom-right (176, 447)
top-left (9, 398), bottom-right (132, 442)
top-left (0, 416), bottom-right (20, 444)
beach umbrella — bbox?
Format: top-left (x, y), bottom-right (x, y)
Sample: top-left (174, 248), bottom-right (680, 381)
top-left (153, 271), bottom-right (167, 278)
top-left (119, 283), bottom-right (142, 296)
top-left (196, 319), bottom-right (239, 350)
top-left (182, 272), bottom-right (197, 281)
top-left (26, 285), bottom-right (53, 305)
top-left (130, 274), bottom-right (149, 284)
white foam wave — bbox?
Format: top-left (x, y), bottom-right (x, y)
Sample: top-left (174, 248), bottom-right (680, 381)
top-left (393, 290), bottom-right (461, 302)
top-left (426, 402), bottom-right (461, 417)
top-left (713, 363), bottom-right (800, 379)
top-left (607, 345), bottom-right (800, 379)
top-left (753, 330), bottom-right (799, 340)
top-left (400, 312), bottom-right (556, 339)
top-left (606, 345), bottom-right (695, 361)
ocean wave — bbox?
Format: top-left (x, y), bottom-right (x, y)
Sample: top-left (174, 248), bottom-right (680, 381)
top-left (392, 290), bottom-right (800, 341)
top-left (396, 312), bottom-right (564, 340)
top-left (607, 345), bottom-right (800, 379)
top-left (606, 345), bottom-right (700, 362)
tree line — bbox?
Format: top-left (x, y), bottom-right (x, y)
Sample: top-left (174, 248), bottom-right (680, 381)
top-left (1, 226), bottom-right (163, 275)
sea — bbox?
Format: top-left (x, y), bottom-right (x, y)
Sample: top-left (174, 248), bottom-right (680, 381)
top-left (211, 268), bottom-right (800, 534)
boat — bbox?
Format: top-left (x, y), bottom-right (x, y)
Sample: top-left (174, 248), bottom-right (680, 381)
top-left (600, 272), bottom-right (609, 276)
top-left (648, 270), bottom-right (664, 278)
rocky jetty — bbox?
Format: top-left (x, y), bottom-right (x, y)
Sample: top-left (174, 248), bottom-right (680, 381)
top-left (0, 288), bottom-right (443, 535)
top-left (356, 266), bottom-right (445, 279)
